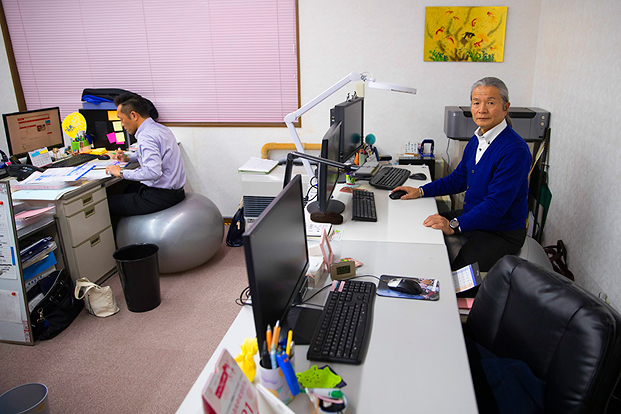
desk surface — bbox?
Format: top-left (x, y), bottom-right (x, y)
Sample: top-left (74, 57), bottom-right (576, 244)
top-left (177, 240), bottom-right (477, 414)
top-left (330, 164), bottom-right (445, 245)
top-left (177, 164), bottom-right (478, 414)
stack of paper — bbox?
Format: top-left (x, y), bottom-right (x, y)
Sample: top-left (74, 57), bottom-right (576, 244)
top-left (306, 222), bottom-right (332, 238)
top-left (238, 157), bottom-right (278, 174)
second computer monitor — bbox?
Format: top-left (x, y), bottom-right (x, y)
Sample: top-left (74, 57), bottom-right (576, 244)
top-left (331, 97), bottom-right (363, 163)
top-left (3, 107), bottom-right (65, 160)
top-left (243, 174), bottom-right (310, 349)
top-left (306, 121), bottom-right (344, 214)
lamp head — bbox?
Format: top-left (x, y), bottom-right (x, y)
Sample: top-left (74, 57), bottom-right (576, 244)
top-left (366, 81), bottom-right (417, 94)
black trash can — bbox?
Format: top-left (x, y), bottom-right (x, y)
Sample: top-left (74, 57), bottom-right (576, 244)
top-left (113, 243), bottom-right (161, 312)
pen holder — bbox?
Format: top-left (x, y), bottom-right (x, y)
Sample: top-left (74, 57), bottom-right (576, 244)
top-left (257, 357), bottom-right (295, 405)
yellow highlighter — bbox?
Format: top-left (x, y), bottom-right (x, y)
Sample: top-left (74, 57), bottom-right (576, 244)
top-left (286, 329), bottom-right (293, 357)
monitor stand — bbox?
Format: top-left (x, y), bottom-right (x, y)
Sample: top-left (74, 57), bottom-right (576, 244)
top-left (306, 199), bottom-right (345, 214)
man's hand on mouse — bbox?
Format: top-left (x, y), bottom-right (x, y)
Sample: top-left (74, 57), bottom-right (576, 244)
top-left (390, 186), bottom-right (420, 200)
top-left (423, 213), bottom-right (454, 235)
top-left (106, 164), bottom-right (122, 178)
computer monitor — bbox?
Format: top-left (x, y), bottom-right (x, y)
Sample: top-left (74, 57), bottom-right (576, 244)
top-left (306, 121), bottom-right (344, 214)
top-left (3, 107), bottom-right (65, 159)
top-left (331, 97), bottom-right (364, 163)
top-left (79, 109), bottom-right (134, 150)
top-left (244, 174), bottom-right (320, 348)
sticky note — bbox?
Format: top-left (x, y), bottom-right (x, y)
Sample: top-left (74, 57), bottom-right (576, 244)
top-left (108, 111), bottom-right (119, 121)
top-left (116, 132), bottom-right (125, 144)
top-left (107, 132), bottom-right (117, 144)
top-left (112, 121), bottom-right (123, 132)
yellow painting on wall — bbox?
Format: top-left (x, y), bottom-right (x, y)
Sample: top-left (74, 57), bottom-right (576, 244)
top-left (424, 6), bottom-right (507, 62)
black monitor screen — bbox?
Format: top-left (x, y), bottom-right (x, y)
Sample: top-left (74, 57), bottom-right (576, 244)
top-left (79, 109), bottom-right (134, 150)
top-left (332, 97), bottom-right (363, 163)
top-left (306, 121), bottom-right (344, 214)
top-left (243, 174), bottom-right (310, 349)
top-left (3, 107), bottom-right (64, 159)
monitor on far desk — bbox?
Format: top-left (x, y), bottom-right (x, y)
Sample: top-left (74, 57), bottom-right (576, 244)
top-left (3, 107), bottom-right (65, 162)
top-left (306, 121), bottom-right (344, 215)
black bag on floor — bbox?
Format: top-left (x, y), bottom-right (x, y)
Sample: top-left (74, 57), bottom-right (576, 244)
top-left (29, 269), bottom-right (84, 341)
top-left (543, 239), bottom-right (575, 281)
top-left (226, 203), bottom-right (245, 247)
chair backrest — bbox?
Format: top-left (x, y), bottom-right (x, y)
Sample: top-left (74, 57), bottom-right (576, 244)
top-left (467, 255), bottom-right (621, 414)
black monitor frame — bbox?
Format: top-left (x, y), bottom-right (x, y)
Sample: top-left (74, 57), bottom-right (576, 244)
top-left (3, 107), bottom-right (65, 160)
top-left (243, 174), bottom-right (317, 348)
top-left (331, 97), bottom-right (364, 163)
top-left (306, 121), bottom-right (344, 214)
top-left (79, 109), bottom-right (134, 150)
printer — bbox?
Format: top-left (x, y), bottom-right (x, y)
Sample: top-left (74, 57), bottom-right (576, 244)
top-left (444, 106), bottom-right (550, 141)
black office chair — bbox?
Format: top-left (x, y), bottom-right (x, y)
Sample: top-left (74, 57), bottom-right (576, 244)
top-left (464, 255), bottom-right (621, 414)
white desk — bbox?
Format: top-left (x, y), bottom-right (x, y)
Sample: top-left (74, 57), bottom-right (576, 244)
top-left (177, 170), bottom-right (478, 414)
top-left (331, 164), bottom-right (445, 245)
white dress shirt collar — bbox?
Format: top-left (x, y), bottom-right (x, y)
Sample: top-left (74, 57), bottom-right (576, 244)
top-left (475, 119), bottom-right (507, 164)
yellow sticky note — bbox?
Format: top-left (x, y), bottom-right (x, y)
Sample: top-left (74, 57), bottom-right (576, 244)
top-left (108, 111), bottom-right (119, 121)
top-left (116, 132), bottom-right (125, 144)
top-left (112, 121), bottom-right (123, 132)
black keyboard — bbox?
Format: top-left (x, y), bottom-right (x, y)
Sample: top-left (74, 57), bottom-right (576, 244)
top-left (307, 280), bottom-right (376, 365)
top-left (352, 189), bottom-right (377, 222)
top-left (369, 166), bottom-right (410, 190)
top-left (47, 153), bottom-right (98, 168)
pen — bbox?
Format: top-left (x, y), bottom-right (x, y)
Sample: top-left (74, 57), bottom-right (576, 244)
top-left (304, 388), bottom-right (344, 399)
top-left (271, 321), bottom-right (280, 352)
top-left (261, 340), bottom-right (271, 369)
top-left (266, 324), bottom-right (272, 351)
top-left (286, 329), bottom-right (293, 357)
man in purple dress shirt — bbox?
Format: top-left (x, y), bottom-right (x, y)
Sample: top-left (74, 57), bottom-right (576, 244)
top-left (106, 92), bottom-right (186, 216)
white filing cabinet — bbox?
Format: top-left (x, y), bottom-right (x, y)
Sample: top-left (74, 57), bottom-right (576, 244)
top-left (55, 186), bottom-right (117, 283)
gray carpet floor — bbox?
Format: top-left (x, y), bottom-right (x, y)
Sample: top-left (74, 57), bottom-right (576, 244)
top-left (0, 234), bottom-right (248, 414)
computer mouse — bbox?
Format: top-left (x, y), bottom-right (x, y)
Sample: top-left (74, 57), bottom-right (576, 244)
top-left (389, 190), bottom-right (407, 200)
top-left (387, 278), bottom-right (423, 295)
top-left (409, 173), bottom-right (427, 180)
top-left (98, 154), bottom-right (110, 160)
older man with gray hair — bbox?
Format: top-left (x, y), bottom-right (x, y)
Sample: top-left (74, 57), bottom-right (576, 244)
top-left (393, 77), bottom-right (531, 277)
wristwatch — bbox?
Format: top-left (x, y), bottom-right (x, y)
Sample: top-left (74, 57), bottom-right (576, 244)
top-left (449, 218), bottom-right (461, 234)
top-left (119, 170), bottom-right (124, 179)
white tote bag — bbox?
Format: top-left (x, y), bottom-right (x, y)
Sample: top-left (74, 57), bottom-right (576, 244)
top-left (74, 278), bottom-right (120, 317)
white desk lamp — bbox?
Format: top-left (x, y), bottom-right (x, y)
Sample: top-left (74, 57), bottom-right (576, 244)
top-left (284, 72), bottom-right (417, 178)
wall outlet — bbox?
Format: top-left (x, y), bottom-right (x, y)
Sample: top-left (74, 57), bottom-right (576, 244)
top-left (403, 141), bottom-right (418, 154)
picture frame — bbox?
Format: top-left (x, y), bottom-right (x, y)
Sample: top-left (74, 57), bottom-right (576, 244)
top-left (319, 228), bottom-right (333, 272)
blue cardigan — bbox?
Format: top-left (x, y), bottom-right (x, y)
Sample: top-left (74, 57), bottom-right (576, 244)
top-left (422, 125), bottom-right (531, 233)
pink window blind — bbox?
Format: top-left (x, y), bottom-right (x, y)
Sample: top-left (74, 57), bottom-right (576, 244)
top-left (2, 0), bottom-right (299, 124)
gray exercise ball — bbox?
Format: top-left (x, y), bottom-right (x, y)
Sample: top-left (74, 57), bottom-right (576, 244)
top-left (116, 193), bottom-right (224, 273)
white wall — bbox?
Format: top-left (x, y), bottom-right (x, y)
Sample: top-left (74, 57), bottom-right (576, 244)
top-left (532, 0), bottom-right (621, 309)
top-left (168, 0), bottom-right (543, 216)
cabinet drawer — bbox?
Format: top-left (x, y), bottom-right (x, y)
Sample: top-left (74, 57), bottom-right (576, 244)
top-left (66, 198), bottom-right (111, 246)
top-left (63, 187), bottom-right (107, 217)
top-left (74, 226), bottom-right (116, 282)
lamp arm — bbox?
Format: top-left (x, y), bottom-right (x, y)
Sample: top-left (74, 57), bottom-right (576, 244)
top-left (284, 71), bottom-right (365, 178)
top-left (283, 151), bottom-right (358, 188)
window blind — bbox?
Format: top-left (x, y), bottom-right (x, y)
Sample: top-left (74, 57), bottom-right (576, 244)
top-left (2, 0), bottom-right (299, 124)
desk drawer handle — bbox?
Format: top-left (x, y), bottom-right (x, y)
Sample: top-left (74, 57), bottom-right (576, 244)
top-left (82, 195), bottom-right (93, 206)
top-left (90, 236), bottom-right (101, 247)
top-left (84, 208), bottom-right (96, 219)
